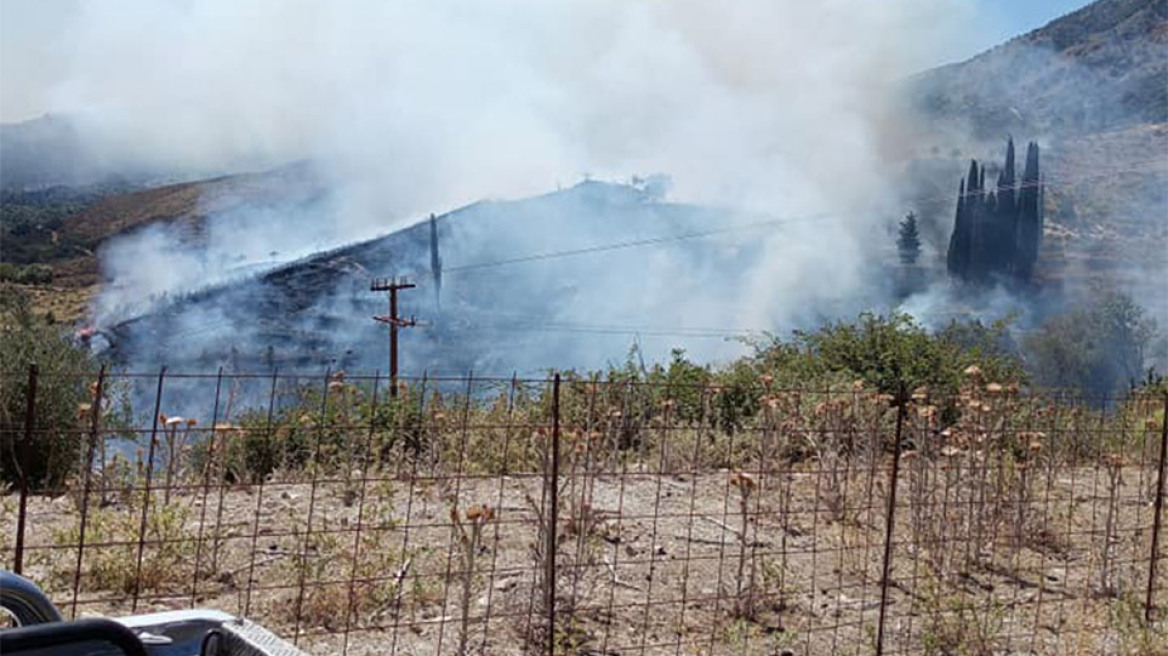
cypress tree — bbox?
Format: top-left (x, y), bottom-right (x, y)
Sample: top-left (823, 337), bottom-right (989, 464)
top-left (948, 177), bottom-right (969, 279)
top-left (967, 160), bottom-right (980, 194)
top-left (898, 212), bottom-right (922, 265)
top-left (999, 137), bottom-right (1017, 216)
top-left (967, 160), bottom-right (983, 280)
top-left (1015, 141), bottom-right (1043, 281)
top-left (947, 140), bottom-right (1042, 284)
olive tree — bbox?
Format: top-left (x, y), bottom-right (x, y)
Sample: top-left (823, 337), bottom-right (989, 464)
top-left (0, 291), bottom-right (97, 490)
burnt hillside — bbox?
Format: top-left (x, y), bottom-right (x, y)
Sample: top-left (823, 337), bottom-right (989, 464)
top-left (101, 181), bottom-right (762, 375)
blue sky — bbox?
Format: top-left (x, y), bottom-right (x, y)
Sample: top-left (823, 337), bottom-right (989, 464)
top-left (967, 0), bottom-right (1093, 57)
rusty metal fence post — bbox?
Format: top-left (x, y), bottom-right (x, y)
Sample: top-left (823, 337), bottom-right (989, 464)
top-left (12, 363), bottom-right (38, 575)
top-left (546, 373), bottom-right (562, 656)
top-left (70, 365), bottom-right (106, 618)
top-left (1146, 391), bottom-right (1168, 622)
top-left (875, 394), bottom-right (907, 656)
top-left (132, 366), bottom-right (167, 612)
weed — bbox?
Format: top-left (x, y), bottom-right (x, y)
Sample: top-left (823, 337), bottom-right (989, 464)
top-left (46, 501), bottom-right (197, 597)
top-left (917, 569), bottom-right (1005, 656)
top-left (1110, 593), bottom-right (1168, 656)
top-left (729, 470), bottom-right (759, 620)
top-left (450, 502), bottom-right (494, 656)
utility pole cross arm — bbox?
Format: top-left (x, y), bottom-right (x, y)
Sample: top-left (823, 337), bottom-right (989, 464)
top-left (369, 277), bottom-right (418, 396)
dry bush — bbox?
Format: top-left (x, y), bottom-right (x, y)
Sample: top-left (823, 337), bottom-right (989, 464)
top-left (269, 509), bottom-right (409, 633)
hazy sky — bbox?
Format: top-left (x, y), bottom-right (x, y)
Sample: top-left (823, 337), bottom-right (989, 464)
top-left (0, 0), bottom-right (1091, 123)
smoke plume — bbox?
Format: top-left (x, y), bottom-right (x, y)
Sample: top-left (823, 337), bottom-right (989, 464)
top-left (30, 0), bottom-right (1021, 371)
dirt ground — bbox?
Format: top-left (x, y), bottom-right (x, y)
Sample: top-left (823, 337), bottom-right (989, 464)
top-left (4, 454), bottom-right (1167, 656)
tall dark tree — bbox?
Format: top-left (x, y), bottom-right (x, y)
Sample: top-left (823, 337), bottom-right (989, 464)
top-left (897, 212), bottom-right (922, 265)
top-left (947, 178), bottom-right (969, 278)
top-left (998, 137), bottom-right (1017, 216)
top-left (429, 213), bottom-right (442, 307)
top-left (1014, 141), bottom-right (1042, 280)
top-left (947, 139), bottom-right (1043, 285)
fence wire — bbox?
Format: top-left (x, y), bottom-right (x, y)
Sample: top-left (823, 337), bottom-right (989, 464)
top-left (2, 367), bottom-right (1168, 656)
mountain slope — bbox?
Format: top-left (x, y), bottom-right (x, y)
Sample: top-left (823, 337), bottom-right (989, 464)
top-left (2, 162), bottom-right (325, 287)
top-left (0, 115), bottom-right (100, 190)
top-left (910, 0), bottom-right (1167, 138)
top-left (100, 182), bottom-right (761, 375)
top-left (902, 0), bottom-right (1167, 315)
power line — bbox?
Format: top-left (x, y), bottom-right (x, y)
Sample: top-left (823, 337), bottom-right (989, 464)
top-left (99, 163), bottom-right (1166, 342)
top-left (443, 213), bottom-right (829, 273)
top-left (427, 305), bottom-right (990, 340)
top-left (441, 162), bottom-right (1167, 275)
top-left (445, 322), bottom-right (756, 339)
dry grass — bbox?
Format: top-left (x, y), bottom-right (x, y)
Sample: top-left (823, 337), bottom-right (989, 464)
top-left (5, 459), bottom-right (1167, 655)
top-left (3, 381), bottom-right (1167, 655)
top-left (16, 283), bottom-right (96, 322)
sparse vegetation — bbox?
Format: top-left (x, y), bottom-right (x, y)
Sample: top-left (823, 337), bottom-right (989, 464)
top-left (0, 263), bottom-right (53, 285)
top-left (41, 501), bottom-right (196, 597)
top-left (3, 308), bottom-right (1167, 655)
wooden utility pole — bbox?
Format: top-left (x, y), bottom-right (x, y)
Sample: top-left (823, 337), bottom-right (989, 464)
top-left (429, 213), bottom-right (443, 309)
top-left (371, 277), bottom-right (416, 396)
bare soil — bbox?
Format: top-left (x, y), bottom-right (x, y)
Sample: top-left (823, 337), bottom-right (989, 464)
top-left (3, 456), bottom-right (1165, 656)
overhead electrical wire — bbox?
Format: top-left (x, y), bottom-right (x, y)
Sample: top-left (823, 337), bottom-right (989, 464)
top-left (440, 161), bottom-right (1167, 275)
top-left (426, 305), bottom-right (995, 340)
top-left (104, 164), bottom-right (1166, 345)
top-left (442, 213), bottom-right (830, 273)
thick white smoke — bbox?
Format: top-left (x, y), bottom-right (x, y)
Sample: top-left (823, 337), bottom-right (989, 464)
top-left (52, 0), bottom-right (975, 207)
top-left (40, 0), bottom-right (990, 367)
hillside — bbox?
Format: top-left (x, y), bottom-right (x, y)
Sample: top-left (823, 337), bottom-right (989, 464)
top-left (910, 0), bottom-right (1167, 138)
top-left (0, 115), bottom-right (100, 190)
top-left (903, 0), bottom-right (1167, 309)
top-left (0, 162), bottom-right (325, 319)
top-left (98, 181), bottom-right (761, 374)
top-left (2, 0), bottom-right (1164, 341)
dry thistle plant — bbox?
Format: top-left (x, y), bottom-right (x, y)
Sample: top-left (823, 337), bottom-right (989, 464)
top-left (728, 470), bottom-right (759, 619)
top-left (450, 502), bottom-right (495, 656)
top-left (1100, 452), bottom-right (1125, 597)
top-left (159, 414), bottom-right (198, 504)
top-left (1011, 431), bottom-right (1046, 553)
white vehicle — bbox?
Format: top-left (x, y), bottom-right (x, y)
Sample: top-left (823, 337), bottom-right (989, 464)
top-left (1, 571), bottom-right (309, 656)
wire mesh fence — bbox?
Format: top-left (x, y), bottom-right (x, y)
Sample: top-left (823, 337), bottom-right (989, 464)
top-left (2, 365), bottom-right (1168, 655)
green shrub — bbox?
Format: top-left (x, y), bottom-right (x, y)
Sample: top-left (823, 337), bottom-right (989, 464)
top-left (1025, 288), bottom-right (1164, 399)
top-left (0, 304), bottom-right (98, 490)
top-left (741, 313), bottom-right (1024, 401)
top-left (15, 264), bottom-right (53, 285)
top-left (0, 263), bottom-right (19, 282)
top-left (201, 378), bottom-right (430, 483)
